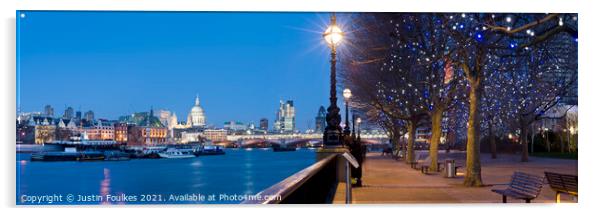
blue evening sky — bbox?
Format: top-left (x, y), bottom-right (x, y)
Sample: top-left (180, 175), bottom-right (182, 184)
top-left (17, 11), bottom-right (348, 130)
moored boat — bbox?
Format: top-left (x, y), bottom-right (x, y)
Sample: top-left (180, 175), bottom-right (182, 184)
top-left (273, 146), bottom-right (296, 152)
top-left (104, 151), bottom-right (131, 161)
top-left (194, 145), bottom-right (225, 156)
top-left (158, 148), bottom-right (196, 159)
top-left (30, 151), bottom-right (105, 162)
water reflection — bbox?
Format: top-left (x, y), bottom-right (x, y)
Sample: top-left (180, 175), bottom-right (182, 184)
top-left (100, 168), bottom-right (111, 205)
top-left (16, 149), bottom-right (315, 204)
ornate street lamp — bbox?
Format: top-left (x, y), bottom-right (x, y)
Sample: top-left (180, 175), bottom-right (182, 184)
top-left (343, 88), bottom-right (352, 136)
top-left (322, 13), bottom-right (344, 147)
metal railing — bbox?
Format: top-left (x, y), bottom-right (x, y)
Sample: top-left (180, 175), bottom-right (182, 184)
top-left (241, 154), bottom-right (339, 204)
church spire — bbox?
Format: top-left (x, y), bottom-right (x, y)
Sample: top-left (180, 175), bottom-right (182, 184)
top-left (195, 94), bottom-right (200, 106)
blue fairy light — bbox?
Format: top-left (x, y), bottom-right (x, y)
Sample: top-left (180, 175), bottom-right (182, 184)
top-left (475, 32), bottom-right (484, 42)
top-left (509, 42), bottom-right (517, 49)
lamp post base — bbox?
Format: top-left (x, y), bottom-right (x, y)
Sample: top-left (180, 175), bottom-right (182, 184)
top-left (323, 128), bottom-right (342, 147)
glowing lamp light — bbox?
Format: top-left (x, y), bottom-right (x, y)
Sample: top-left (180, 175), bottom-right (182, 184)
top-left (569, 126), bottom-right (576, 135)
top-left (343, 88), bottom-right (352, 101)
top-left (356, 117), bottom-right (362, 124)
top-left (323, 25), bottom-right (343, 46)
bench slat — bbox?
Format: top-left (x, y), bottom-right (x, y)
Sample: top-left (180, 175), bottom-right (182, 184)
top-left (492, 172), bottom-right (544, 202)
top-left (544, 172), bottom-right (578, 196)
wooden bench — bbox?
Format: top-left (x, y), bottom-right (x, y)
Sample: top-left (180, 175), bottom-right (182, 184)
top-left (409, 153), bottom-right (427, 169)
top-left (492, 172), bottom-right (544, 203)
top-left (544, 172), bottom-right (578, 203)
top-left (419, 157), bottom-right (443, 174)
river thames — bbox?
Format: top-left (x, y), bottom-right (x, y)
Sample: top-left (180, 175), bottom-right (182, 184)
top-left (16, 148), bottom-right (316, 205)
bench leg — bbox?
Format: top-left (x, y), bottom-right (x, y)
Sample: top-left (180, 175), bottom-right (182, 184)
top-left (556, 192), bottom-right (561, 203)
top-left (503, 195), bottom-right (507, 203)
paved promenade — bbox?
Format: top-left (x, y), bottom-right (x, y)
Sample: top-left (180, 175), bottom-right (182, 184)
top-left (352, 151), bottom-right (577, 203)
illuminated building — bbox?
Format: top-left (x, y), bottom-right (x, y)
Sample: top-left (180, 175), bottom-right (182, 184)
top-left (127, 126), bottom-right (168, 146)
top-left (44, 105), bottom-right (54, 117)
top-left (84, 110), bottom-right (95, 122)
top-left (259, 118), bottom-right (269, 131)
top-left (315, 106), bottom-right (326, 133)
top-left (82, 120), bottom-right (114, 140)
top-left (187, 95), bottom-right (206, 127)
top-left (224, 121), bottom-right (247, 131)
top-left (203, 129), bottom-right (227, 142)
top-left (34, 125), bottom-right (56, 144)
top-left (63, 107), bottom-right (74, 119)
top-left (114, 122), bottom-right (129, 144)
top-left (274, 100), bottom-right (295, 133)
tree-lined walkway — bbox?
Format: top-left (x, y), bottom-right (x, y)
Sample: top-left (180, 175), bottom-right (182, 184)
top-left (352, 152), bottom-right (577, 203)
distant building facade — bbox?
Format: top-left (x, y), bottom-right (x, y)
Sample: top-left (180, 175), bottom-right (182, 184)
top-left (187, 95), bottom-right (206, 127)
top-left (63, 107), bottom-right (74, 119)
top-left (34, 125), bottom-right (56, 144)
top-left (259, 118), bottom-right (269, 131)
top-left (224, 121), bottom-right (247, 132)
top-left (82, 120), bottom-right (114, 140)
top-left (274, 100), bottom-right (295, 133)
top-left (204, 129), bottom-right (227, 142)
top-left (114, 122), bottom-right (129, 143)
top-left (44, 105), bottom-right (54, 117)
top-left (315, 106), bottom-right (326, 133)
top-left (127, 126), bottom-right (168, 146)
top-left (75, 111), bottom-right (82, 122)
top-left (84, 110), bottom-right (95, 122)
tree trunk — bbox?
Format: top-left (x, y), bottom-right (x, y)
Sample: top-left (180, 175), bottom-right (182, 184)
top-left (391, 128), bottom-right (401, 154)
top-left (520, 125), bottom-right (529, 162)
top-left (429, 107), bottom-right (444, 172)
top-left (488, 122), bottom-right (497, 159)
top-left (560, 133), bottom-right (565, 153)
top-left (464, 81), bottom-right (483, 187)
top-left (405, 120), bottom-right (416, 164)
top-left (545, 130), bottom-right (551, 152)
top-left (531, 124), bottom-right (535, 154)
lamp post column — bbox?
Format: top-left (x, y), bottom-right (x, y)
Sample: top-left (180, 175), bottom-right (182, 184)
top-left (344, 101), bottom-right (350, 136)
top-left (356, 117), bottom-right (362, 141)
top-left (351, 113), bottom-right (356, 139)
top-left (323, 14), bottom-right (343, 148)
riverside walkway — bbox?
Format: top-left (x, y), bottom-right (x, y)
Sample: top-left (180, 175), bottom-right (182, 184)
top-left (352, 151), bottom-right (577, 203)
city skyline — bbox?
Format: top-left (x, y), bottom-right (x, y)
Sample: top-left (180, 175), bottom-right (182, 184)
top-left (16, 11), bottom-right (351, 131)
top-left (19, 96), bottom-right (328, 131)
